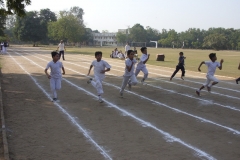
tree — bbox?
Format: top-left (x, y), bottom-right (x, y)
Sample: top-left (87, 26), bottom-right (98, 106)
top-left (116, 32), bottom-right (127, 44)
top-left (0, 0), bottom-right (31, 16)
top-left (129, 24), bottom-right (147, 42)
top-left (14, 11), bottom-right (45, 46)
top-left (69, 6), bottom-right (84, 24)
top-left (203, 33), bottom-right (227, 50)
top-left (0, 14), bottom-right (6, 36)
top-left (82, 28), bottom-right (93, 45)
top-left (48, 14), bottom-right (84, 43)
top-left (39, 8), bottom-right (57, 43)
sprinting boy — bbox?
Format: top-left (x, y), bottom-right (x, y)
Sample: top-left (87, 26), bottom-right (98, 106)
top-left (45, 51), bottom-right (65, 101)
top-left (170, 52), bottom-right (186, 80)
top-left (119, 50), bottom-right (138, 96)
top-left (87, 51), bottom-right (111, 103)
top-left (236, 62), bottom-right (240, 84)
top-left (135, 47), bottom-right (150, 83)
top-left (196, 53), bottom-right (223, 96)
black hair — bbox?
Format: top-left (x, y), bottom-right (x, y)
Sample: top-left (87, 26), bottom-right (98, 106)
top-left (209, 53), bottom-right (216, 60)
top-left (140, 47), bottom-right (147, 52)
top-left (95, 51), bottom-right (102, 56)
top-left (179, 52), bottom-right (184, 55)
top-left (51, 51), bottom-right (59, 58)
top-left (127, 50), bottom-right (134, 55)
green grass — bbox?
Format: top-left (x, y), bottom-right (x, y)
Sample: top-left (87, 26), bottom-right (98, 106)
top-left (41, 46), bottom-right (240, 78)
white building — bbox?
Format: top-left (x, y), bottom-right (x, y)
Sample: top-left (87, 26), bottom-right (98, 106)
top-left (93, 32), bottom-right (117, 46)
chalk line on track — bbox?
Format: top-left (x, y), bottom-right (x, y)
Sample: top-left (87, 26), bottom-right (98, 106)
top-left (11, 49), bottom-right (217, 160)
top-left (7, 51), bottom-right (113, 160)
top-left (21, 51), bottom-right (240, 136)
top-left (61, 55), bottom-right (240, 101)
top-left (56, 54), bottom-right (240, 112)
top-left (68, 54), bottom-right (240, 94)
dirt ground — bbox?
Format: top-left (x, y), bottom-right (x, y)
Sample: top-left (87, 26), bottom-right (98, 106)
top-left (0, 47), bottom-right (240, 160)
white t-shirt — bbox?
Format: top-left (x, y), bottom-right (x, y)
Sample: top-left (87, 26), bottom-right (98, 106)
top-left (125, 45), bottom-right (130, 52)
top-left (58, 43), bottom-right (65, 51)
top-left (136, 53), bottom-right (148, 69)
top-left (91, 60), bottom-right (111, 79)
top-left (205, 61), bottom-right (220, 76)
top-left (124, 58), bottom-right (137, 76)
top-left (46, 61), bottom-right (63, 78)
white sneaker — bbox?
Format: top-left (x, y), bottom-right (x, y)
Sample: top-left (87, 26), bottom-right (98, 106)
top-left (98, 96), bottom-right (103, 103)
top-left (87, 78), bottom-right (92, 84)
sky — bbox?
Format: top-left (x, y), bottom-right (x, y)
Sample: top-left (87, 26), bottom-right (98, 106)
top-left (26, 0), bottom-right (240, 33)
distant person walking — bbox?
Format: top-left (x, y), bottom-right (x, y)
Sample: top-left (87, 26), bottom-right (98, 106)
top-left (57, 40), bottom-right (66, 60)
top-left (2, 41), bottom-right (8, 54)
top-left (125, 43), bottom-right (131, 58)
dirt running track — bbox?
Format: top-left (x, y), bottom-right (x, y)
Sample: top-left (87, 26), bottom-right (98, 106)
top-left (0, 47), bottom-right (240, 160)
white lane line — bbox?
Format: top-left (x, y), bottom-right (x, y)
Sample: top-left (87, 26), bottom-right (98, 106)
top-left (13, 50), bottom-right (217, 160)
top-left (27, 52), bottom-right (240, 111)
top-left (77, 53), bottom-right (236, 80)
top-left (69, 55), bottom-right (240, 93)
top-left (36, 52), bottom-right (240, 101)
top-left (23, 51), bottom-right (240, 136)
top-left (65, 55), bottom-right (240, 100)
top-left (7, 52), bottom-right (112, 160)
top-left (48, 54), bottom-right (240, 112)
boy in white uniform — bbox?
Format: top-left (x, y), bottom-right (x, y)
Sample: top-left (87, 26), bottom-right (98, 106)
top-left (196, 53), bottom-right (223, 96)
top-left (45, 51), bottom-right (65, 101)
top-left (87, 51), bottom-right (111, 103)
top-left (119, 50), bottom-right (138, 96)
top-left (57, 40), bottom-right (66, 60)
top-left (135, 47), bottom-right (150, 83)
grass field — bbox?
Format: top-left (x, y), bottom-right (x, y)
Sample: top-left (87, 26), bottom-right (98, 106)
top-left (41, 46), bottom-right (240, 78)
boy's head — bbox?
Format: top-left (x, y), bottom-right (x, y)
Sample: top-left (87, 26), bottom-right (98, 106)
top-left (179, 52), bottom-right (184, 56)
top-left (95, 51), bottom-right (102, 61)
top-left (51, 51), bottom-right (59, 61)
top-left (140, 47), bottom-right (147, 54)
top-left (127, 50), bottom-right (134, 59)
top-left (209, 53), bottom-right (217, 61)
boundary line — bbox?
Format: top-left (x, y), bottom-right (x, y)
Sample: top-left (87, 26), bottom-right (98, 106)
top-left (12, 50), bottom-right (217, 160)
top-left (7, 52), bottom-right (112, 160)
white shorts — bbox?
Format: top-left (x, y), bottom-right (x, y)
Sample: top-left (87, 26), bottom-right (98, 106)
top-left (203, 75), bottom-right (219, 87)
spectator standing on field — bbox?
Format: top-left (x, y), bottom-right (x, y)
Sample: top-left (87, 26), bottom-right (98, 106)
top-left (57, 40), bottom-right (66, 60)
top-left (125, 43), bottom-right (131, 58)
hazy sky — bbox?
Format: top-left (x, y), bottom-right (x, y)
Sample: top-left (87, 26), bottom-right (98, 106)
top-left (26, 0), bottom-right (240, 32)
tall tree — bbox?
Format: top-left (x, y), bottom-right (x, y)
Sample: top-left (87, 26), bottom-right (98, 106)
top-left (39, 8), bottom-right (57, 43)
top-left (14, 11), bottom-right (45, 46)
top-left (116, 32), bottom-right (127, 44)
top-left (0, 0), bottom-right (31, 16)
top-left (129, 24), bottom-right (147, 42)
top-left (48, 14), bottom-right (84, 43)
top-left (203, 33), bottom-right (227, 50)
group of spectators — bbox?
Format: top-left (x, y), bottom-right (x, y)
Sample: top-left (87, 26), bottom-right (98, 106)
top-left (1, 41), bottom-right (8, 54)
top-left (110, 43), bottom-right (138, 60)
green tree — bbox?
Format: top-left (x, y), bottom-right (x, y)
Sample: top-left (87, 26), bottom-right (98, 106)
top-left (129, 24), bottom-right (147, 42)
top-left (82, 28), bottom-right (93, 45)
top-left (203, 33), bottom-right (227, 50)
top-left (14, 11), bottom-right (45, 46)
top-left (0, 0), bottom-right (31, 16)
top-left (39, 8), bottom-right (57, 44)
top-left (48, 14), bottom-right (84, 43)
top-left (116, 32), bottom-right (127, 44)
